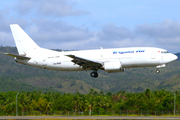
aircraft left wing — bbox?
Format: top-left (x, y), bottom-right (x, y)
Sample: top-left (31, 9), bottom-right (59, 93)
top-left (66, 55), bottom-right (103, 69)
top-left (4, 53), bottom-right (31, 60)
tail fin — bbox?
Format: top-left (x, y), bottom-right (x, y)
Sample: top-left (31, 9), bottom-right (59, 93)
top-left (10, 24), bottom-right (40, 56)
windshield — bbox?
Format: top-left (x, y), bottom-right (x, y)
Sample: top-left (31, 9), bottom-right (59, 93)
top-left (161, 51), bottom-right (169, 54)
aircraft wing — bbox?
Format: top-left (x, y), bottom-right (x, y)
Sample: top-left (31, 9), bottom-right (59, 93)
top-left (4, 53), bottom-right (31, 60)
top-left (66, 55), bottom-right (103, 68)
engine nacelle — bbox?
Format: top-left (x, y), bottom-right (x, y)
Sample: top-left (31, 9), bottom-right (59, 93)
top-left (103, 61), bottom-right (124, 73)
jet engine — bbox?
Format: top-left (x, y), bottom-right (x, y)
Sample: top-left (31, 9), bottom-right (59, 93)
top-left (103, 60), bottom-right (124, 73)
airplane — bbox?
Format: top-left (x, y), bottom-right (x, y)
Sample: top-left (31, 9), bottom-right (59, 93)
top-left (5, 24), bottom-right (178, 78)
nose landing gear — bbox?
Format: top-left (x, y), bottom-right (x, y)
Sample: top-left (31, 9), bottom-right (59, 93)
top-left (156, 69), bottom-right (160, 74)
top-left (155, 64), bottom-right (165, 74)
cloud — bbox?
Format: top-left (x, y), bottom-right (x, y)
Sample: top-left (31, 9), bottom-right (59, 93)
top-left (0, 0), bottom-right (90, 49)
top-left (134, 20), bottom-right (180, 51)
top-left (0, 9), bottom-right (29, 47)
top-left (9, 19), bottom-right (180, 52)
top-left (0, 32), bottom-right (15, 46)
top-left (95, 24), bottom-right (148, 48)
top-left (87, 20), bottom-right (180, 52)
top-left (97, 24), bottom-right (133, 41)
top-left (0, 0), bottom-right (180, 52)
top-left (14, 0), bottom-right (34, 15)
top-left (135, 20), bottom-right (180, 38)
top-left (15, 0), bottom-right (88, 17)
top-left (26, 19), bottom-right (94, 49)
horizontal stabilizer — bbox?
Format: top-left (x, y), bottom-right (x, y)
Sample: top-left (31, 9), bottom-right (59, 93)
top-left (4, 53), bottom-right (31, 60)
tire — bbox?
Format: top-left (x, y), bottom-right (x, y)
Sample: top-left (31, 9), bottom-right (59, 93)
top-left (156, 70), bottom-right (160, 74)
top-left (91, 72), bottom-right (98, 78)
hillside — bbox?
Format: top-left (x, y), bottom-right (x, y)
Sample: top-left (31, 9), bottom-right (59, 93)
top-left (157, 74), bottom-right (180, 91)
top-left (0, 46), bottom-right (180, 93)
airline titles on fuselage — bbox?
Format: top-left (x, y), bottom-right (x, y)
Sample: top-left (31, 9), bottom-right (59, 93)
top-left (113, 50), bottom-right (145, 54)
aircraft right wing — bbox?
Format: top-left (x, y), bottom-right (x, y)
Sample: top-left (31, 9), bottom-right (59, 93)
top-left (66, 55), bottom-right (103, 69)
top-left (4, 53), bottom-right (31, 60)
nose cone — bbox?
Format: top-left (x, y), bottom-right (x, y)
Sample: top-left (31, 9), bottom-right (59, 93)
top-left (173, 54), bottom-right (178, 61)
top-left (170, 54), bottom-right (178, 62)
top-left (163, 53), bottom-right (178, 64)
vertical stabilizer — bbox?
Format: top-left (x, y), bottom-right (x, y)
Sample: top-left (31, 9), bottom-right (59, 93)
top-left (10, 24), bottom-right (40, 56)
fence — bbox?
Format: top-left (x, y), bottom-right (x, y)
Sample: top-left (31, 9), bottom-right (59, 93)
top-left (1, 110), bottom-right (180, 116)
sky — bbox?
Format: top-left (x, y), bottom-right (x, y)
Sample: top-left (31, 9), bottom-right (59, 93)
top-left (0, 0), bottom-right (180, 52)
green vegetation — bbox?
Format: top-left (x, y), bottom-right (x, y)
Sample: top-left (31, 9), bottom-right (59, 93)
top-left (0, 89), bottom-right (179, 116)
top-left (1, 46), bottom-right (180, 116)
top-left (1, 46), bottom-right (180, 93)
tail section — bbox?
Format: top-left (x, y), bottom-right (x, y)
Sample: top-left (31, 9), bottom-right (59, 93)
top-left (10, 24), bottom-right (40, 56)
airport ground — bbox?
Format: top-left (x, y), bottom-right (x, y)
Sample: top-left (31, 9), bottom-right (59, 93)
top-left (1, 116), bottom-right (180, 120)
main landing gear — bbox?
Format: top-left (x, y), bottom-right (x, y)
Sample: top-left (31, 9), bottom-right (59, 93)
top-left (90, 70), bottom-right (98, 78)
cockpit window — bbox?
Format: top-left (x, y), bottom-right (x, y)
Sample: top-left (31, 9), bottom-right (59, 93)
top-left (161, 51), bottom-right (169, 54)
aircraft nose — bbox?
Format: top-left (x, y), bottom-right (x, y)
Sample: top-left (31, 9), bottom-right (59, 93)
top-left (163, 53), bottom-right (178, 64)
top-left (169, 53), bottom-right (178, 62)
top-left (171, 54), bottom-right (178, 61)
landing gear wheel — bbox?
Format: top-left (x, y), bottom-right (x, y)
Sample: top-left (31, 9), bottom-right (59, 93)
top-left (156, 69), bottom-right (160, 74)
top-left (91, 72), bottom-right (98, 78)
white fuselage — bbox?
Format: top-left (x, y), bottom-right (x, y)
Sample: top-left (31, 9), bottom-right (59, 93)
top-left (8, 24), bottom-right (178, 77)
top-left (16, 47), bottom-right (177, 72)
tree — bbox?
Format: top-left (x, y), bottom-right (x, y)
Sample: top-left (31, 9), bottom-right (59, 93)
top-left (145, 88), bottom-right (151, 99)
top-left (106, 91), bottom-right (112, 96)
